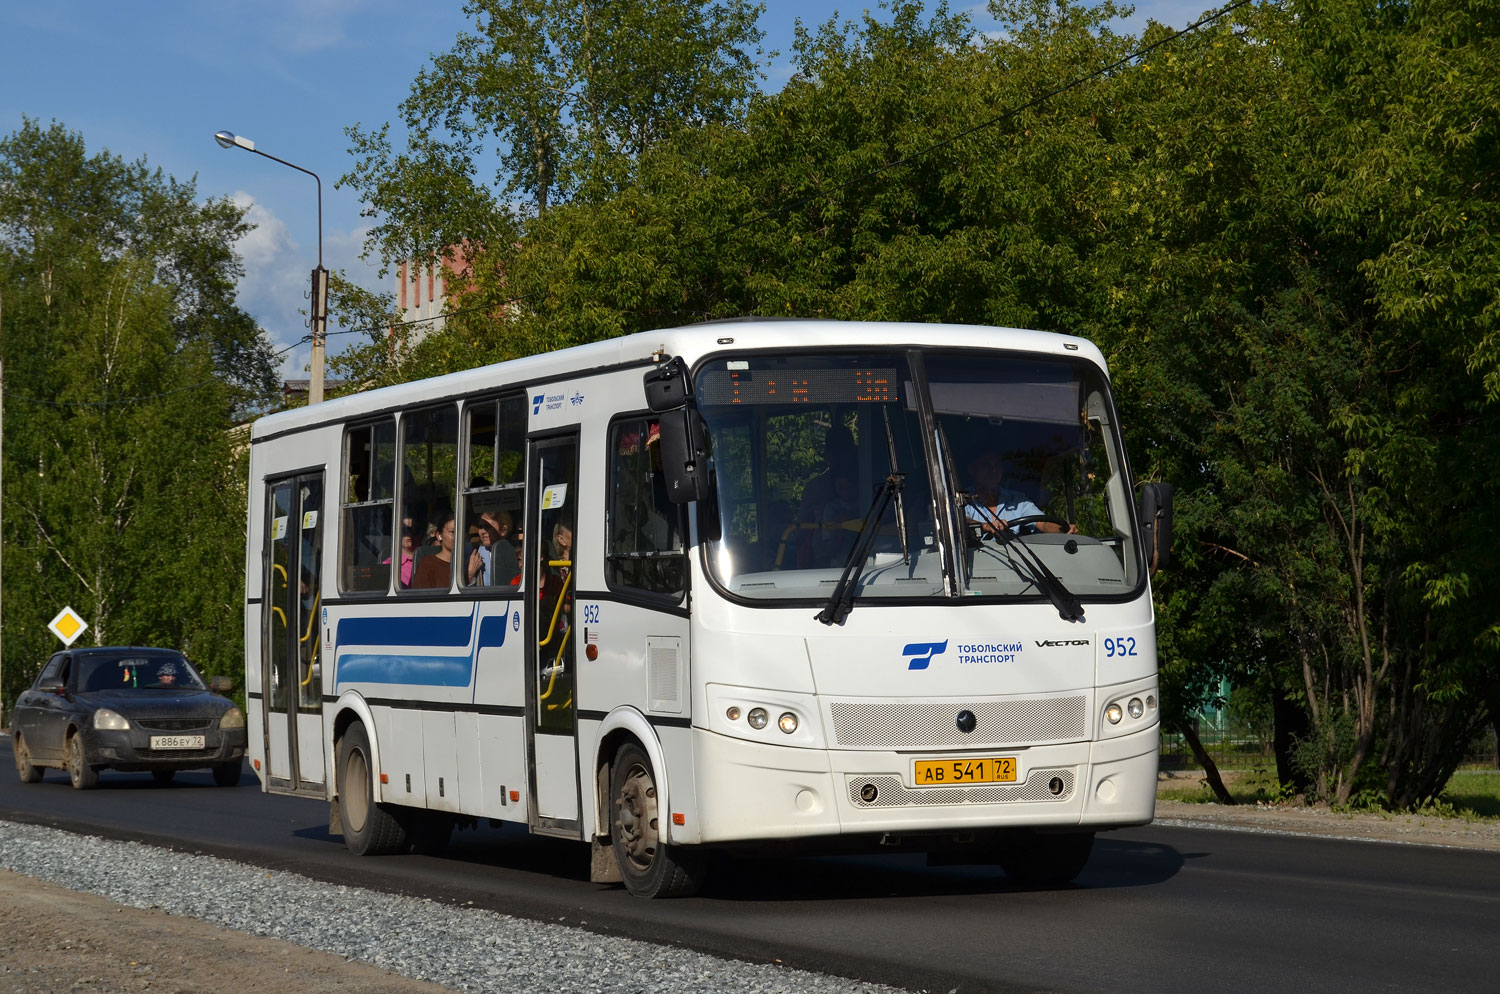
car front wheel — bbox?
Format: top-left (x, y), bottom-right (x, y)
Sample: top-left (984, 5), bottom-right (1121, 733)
top-left (66, 733), bottom-right (99, 790)
top-left (13, 733), bottom-right (43, 784)
top-left (212, 761), bottom-right (241, 787)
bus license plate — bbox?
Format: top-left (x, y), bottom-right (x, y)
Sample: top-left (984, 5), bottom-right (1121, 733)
top-left (150, 735), bottom-right (205, 750)
top-left (913, 757), bottom-right (1018, 787)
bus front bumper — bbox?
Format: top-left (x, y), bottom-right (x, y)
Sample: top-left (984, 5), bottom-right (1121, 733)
top-left (689, 723), bottom-right (1158, 845)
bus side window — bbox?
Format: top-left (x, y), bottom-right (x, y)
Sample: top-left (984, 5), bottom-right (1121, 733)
top-left (462, 395), bottom-right (524, 588)
top-left (402, 404), bottom-right (461, 592)
top-left (340, 420), bottom-right (395, 593)
top-left (606, 417), bottom-right (685, 598)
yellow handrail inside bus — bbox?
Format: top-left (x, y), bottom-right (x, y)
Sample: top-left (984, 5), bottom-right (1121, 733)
top-left (300, 592), bottom-right (320, 688)
top-left (546, 694), bottom-right (572, 712)
top-left (537, 562), bottom-right (573, 648)
top-left (538, 624), bottom-right (572, 701)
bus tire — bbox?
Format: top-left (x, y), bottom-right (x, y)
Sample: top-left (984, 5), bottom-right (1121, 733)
top-left (609, 742), bottom-right (704, 898)
top-left (336, 722), bottom-right (408, 856)
top-left (999, 830), bottom-right (1095, 886)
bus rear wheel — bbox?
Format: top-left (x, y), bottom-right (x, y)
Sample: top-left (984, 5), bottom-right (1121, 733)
top-left (609, 743), bottom-right (704, 898)
top-left (336, 722), bottom-right (408, 856)
top-left (998, 830), bottom-right (1095, 886)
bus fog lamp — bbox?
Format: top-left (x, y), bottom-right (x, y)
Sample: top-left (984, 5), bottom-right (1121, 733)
top-left (747, 708), bottom-right (769, 729)
top-left (1146, 695), bottom-right (1157, 710)
top-left (726, 706), bottom-right (742, 722)
top-left (1105, 703), bottom-right (1123, 724)
top-left (1127, 698), bottom-right (1144, 719)
top-left (778, 712), bottom-right (798, 734)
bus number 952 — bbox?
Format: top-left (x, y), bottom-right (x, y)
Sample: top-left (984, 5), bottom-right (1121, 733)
top-left (1103, 636), bottom-right (1138, 658)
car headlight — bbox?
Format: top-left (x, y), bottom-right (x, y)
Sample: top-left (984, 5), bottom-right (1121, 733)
top-left (94, 708), bottom-right (130, 731)
top-left (219, 706), bottom-right (245, 730)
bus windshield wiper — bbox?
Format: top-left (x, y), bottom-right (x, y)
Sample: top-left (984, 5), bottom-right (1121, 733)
top-left (816, 473), bottom-right (905, 626)
top-left (963, 495), bottom-right (1084, 622)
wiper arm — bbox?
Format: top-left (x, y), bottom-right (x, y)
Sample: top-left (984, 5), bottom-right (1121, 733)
top-left (962, 495), bottom-right (1084, 622)
top-left (816, 473), bottom-right (905, 626)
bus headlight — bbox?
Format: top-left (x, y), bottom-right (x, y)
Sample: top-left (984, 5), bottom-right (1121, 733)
top-left (219, 707), bottom-right (245, 730)
top-left (1127, 698), bottom-right (1144, 719)
top-left (778, 712), bottom-right (799, 734)
top-left (94, 708), bottom-right (130, 731)
top-left (1105, 703), bottom-right (1123, 725)
top-left (747, 708), bottom-right (769, 730)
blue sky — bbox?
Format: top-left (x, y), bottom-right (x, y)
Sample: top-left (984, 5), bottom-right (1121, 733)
top-left (1, 1), bottom-right (1213, 381)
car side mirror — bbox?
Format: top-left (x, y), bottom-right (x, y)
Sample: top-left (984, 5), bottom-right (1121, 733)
top-left (210, 675), bottom-right (234, 694)
top-left (1138, 481), bottom-right (1174, 573)
top-left (37, 676), bottom-right (66, 694)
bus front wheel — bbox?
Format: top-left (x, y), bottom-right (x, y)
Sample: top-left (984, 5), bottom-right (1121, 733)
top-left (336, 722), bottom-right (408, 856)
top-left (609, 743), bottom-right (704, 898)
top-left (998, 830), bottom-right (1095, 886)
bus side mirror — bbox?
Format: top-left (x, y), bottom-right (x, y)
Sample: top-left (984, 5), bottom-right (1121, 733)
top-left (1139, 482), bottom-right (1174, 573)
top-left (656, 408), bottom-right (712, 504)
top-left (643, 356), bottom-right (692, 412)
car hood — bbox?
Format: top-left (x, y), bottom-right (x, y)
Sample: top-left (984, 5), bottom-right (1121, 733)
top-left (78, 689), bottom-right (232, 717)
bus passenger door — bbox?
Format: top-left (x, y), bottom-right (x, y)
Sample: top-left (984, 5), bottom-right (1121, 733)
top-left (525, 433), bottom-right (580, 835)
top-left (262, 472), bottom-right (327, 794)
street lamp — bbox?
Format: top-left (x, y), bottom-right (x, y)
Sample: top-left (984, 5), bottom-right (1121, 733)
top-left (213, 130), bottom-right (328, 405)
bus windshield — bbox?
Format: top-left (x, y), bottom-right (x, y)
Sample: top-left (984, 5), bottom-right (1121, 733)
top-left (695, 350), bottom-right (1142, 605)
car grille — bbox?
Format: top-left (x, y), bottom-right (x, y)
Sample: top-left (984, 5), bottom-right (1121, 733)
top-left (827, 696), bottom-right (1089, 750)
top-left (135, 717), bottom-right (215, 732)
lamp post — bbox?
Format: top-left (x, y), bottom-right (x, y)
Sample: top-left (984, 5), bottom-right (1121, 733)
top-left (213, 130), bottom-right (328, 405)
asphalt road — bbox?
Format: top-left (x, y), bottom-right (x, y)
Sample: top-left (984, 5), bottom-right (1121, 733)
top-left (3, 743), bottom-right (1498, 994)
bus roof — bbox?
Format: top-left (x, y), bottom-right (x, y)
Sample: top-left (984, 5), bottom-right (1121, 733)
top-left (251, 319), bottom-right (1106, 440)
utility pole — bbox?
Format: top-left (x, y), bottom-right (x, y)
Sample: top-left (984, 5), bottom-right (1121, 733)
top-left (213, 131), bottom-right (327, 405)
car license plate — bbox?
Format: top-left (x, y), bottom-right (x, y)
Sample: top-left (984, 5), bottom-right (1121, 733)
top-left (913, 757), bottom-right (1018, 787)
top-left (150, 735), bottom-right (205, 750)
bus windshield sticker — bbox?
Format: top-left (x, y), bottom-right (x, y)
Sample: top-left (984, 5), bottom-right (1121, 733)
top-left (301, 510), bottom-right (318, 529)
top-left (271, 516), bottom-right (287, 540)
top-left (541, 484), bottom-right (568, 509)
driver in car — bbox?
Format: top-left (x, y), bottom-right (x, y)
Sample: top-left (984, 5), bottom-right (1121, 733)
top-left (965, 450), bottom-right (1077, 536)
top-left (154, 661), bottom-right (179, 687)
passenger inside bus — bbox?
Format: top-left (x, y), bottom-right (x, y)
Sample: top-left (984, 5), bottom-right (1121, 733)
top-left (411, 515), bottom-right (456, 588)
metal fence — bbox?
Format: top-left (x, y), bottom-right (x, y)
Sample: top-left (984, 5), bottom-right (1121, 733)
top-left (1160, 715), bottom-right (1500, 774)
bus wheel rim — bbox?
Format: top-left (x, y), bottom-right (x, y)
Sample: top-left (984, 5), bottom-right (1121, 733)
top-left (345, 748), bottom-right (371, 832)
top-left (616, 762), bottom-right (659, 871)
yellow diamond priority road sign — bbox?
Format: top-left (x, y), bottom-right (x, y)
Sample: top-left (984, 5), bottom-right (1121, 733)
top-left (48, 606), bottom-right (89, 647)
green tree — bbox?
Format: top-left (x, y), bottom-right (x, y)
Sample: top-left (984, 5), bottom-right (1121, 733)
top-left (1, 120), bottom-right (274, 710)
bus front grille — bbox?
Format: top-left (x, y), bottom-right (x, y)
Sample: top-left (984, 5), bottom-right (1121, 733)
top-left (828, 696), bottom-right (1088, 750)
top-left (845, 770), bottom-right (1075, 808)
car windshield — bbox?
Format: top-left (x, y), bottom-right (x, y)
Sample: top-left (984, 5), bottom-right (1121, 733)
top-left (77, 653), bottom-right (205, 692)
top-left (695, 349), bottom-right (1142, 604)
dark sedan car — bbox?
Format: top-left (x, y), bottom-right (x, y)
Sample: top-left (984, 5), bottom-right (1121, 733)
top-left (11, 646), bottom-right (247, 789)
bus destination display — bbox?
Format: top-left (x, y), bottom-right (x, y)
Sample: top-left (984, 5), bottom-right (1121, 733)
top-left (698, 367), bottom-right (898, 405)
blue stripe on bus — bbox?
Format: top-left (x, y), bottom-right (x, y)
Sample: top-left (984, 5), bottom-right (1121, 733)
top-left (337, 614), bottom-right (473, 647)
top-left (333, 609), bottom-right (512, 689)
top-left (336, 653), bottom-right (474, 687)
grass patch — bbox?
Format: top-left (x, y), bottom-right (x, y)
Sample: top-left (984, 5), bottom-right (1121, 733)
top-left (1160, 767), bottom-right (1500, 819)
top-left (1438, 771), bottom-right (1500, 819)
top-left (1157, 768), bottom-right (1284, 805)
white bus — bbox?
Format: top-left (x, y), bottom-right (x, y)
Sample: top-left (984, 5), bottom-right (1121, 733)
top-left (244, 320), bottom-right (1171, 897)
